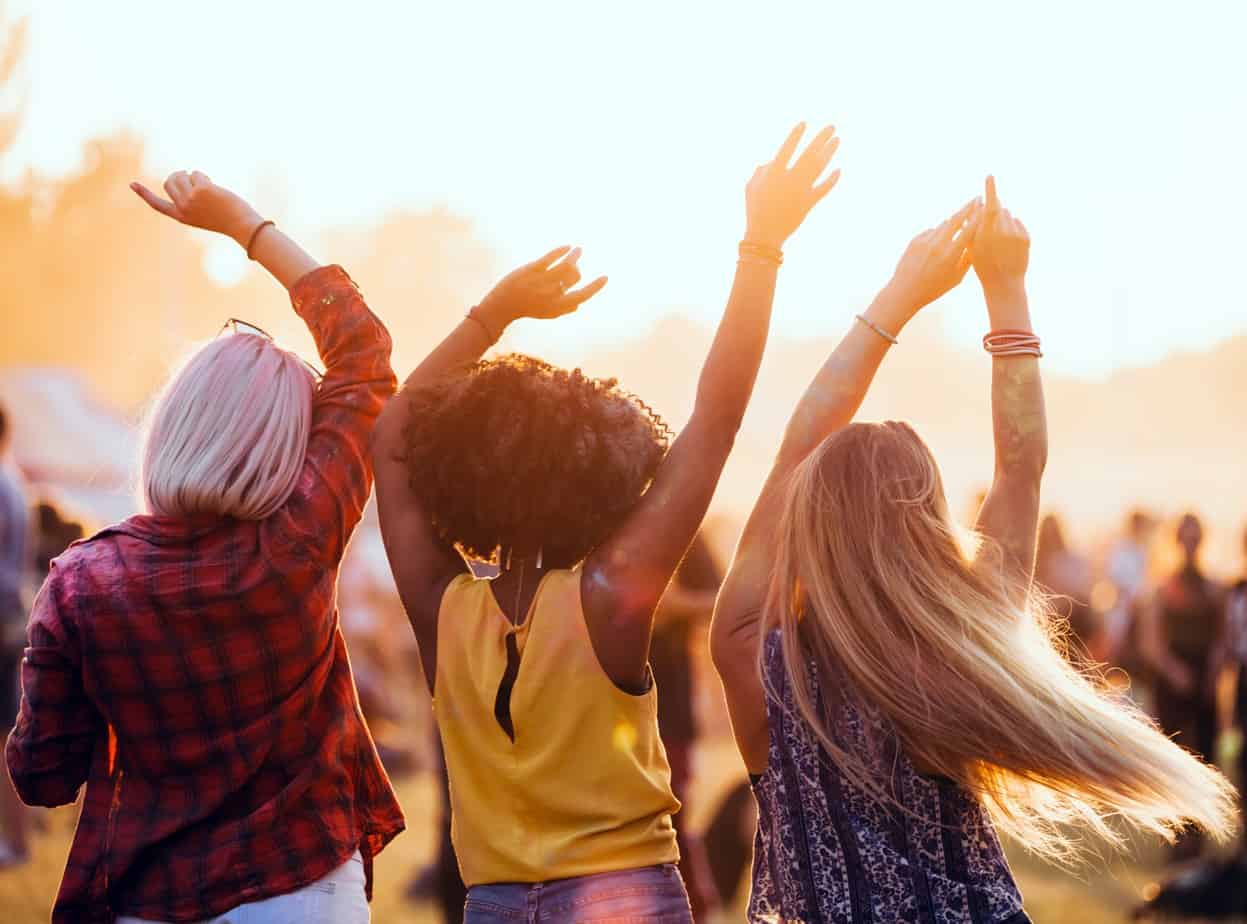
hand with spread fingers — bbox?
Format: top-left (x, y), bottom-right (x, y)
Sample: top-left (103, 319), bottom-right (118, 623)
top-left (744, 122), bottom-right (842, 249)
top-left (131, 171), bottom-right (263, 247)
top-left (971, 175), bottom-right (1030, 298)
top-left (876, 197), bottom-right (981, 328)
top-left (474, 246), bottom-right (607, 335)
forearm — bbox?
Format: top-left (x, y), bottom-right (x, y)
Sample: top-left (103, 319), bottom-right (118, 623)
top-left (375, 316), bottom-right (495, 450)
top-left (777, 287), bottom-right (901, 466)
top-left (227, 218), bottom-right (320, 291)
top-left (717, 286), bottom-right (899, 653)
top-left (985, 286), bottom-right (1047, 480)
top-left (690, 260), bottom-right (779, 433)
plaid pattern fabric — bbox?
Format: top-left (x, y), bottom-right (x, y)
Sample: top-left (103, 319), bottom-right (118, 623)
top-left (5, 266), bottom-right (405, 923)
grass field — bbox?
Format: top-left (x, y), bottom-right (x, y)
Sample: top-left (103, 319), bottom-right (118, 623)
top-left (0, 736), bottom-right (1209, 923)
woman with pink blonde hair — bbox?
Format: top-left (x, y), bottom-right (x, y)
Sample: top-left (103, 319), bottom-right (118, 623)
top-left (5, 172), bottom-right (404, 923)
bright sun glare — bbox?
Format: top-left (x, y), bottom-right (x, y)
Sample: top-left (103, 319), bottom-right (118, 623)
top-left (7, 0), bottom-right (1246, 379)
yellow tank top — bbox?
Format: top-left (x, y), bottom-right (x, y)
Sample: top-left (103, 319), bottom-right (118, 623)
top-left (433, 567), bottom-right (680, 886)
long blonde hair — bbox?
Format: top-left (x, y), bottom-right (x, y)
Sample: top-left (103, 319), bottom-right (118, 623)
top-left (141, 333), bottom-right (314, 520)
top-left (763, 420), bottom-right (1236, 858)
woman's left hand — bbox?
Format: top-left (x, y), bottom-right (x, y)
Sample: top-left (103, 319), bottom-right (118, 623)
top-left (131, 171), bottom-right (263, 246)
top-left (474, 246), bottom-right (608, 331)
top-left (874, 198), bottom-right (980, 328)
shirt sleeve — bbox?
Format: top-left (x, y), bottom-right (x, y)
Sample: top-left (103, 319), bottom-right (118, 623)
top-left (267, 265), bottom-right (397, 565)
top-left (5, 577), bottom-right (101, 807)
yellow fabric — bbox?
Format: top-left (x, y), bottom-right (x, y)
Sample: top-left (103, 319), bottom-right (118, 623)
top-left (433, 567), bottom-right (680, 886)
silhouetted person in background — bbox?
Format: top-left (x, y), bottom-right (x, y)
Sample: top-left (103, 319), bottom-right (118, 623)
top-left (1035, 513), bottom-right (1099, 660)
top-left (1104, 509), bottom-right (1156, 681)
top-left (651, 532), bottom-right (723, 918)
top-left (32, 501), bottom-right (85, 582)
top-left (1142, 513), bottom-right (1225, 860)
top-left (1212, 525), bottom-right (1247, 842)
top-left (0, 404), bottom-right (30, 868)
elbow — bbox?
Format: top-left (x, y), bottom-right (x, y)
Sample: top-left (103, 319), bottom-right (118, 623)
top-left (6, 733), bottom-right (86, 808)
top-left (5, 761), bottom-right (79, 809)
top-left (369, 398), bottom-right (404, 462)
top-left (709, 606), bottom-right (759, 679)
top-left (12, 776), bottom-right (78, 808)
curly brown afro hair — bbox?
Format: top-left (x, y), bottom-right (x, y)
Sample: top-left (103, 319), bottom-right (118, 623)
top-left (400, 353), bottom-right (672, 566)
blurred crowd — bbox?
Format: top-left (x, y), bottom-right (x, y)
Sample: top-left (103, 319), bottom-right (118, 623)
top-left (2, 392), bottom-right (1246, 915)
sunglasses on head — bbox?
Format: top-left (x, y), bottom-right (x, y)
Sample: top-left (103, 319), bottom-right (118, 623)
top-left (218, 318), bottom-right (324, 381)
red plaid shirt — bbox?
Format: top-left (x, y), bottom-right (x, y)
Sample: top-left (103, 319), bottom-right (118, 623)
top-left (5, 266), bottom-right (405, 923)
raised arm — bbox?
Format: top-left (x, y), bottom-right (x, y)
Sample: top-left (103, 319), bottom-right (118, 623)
top-left (712, 198), bottom-right (980, 773)
top-left (132, 172), bottom-right (317, 288)
top-left (133, 172), bottom-right (398, 564)
top-left (969, 177), bottom-right (1047, 595)
top-left (582, 123), bottom-right (842, 691)
top-left (371, 248), bottom-right (604, 678)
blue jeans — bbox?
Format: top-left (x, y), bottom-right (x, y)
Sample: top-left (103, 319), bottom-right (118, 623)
top-left (465, 863), bottom-right (693, 923)
top-left (116, 850), bottom-right (368, 923)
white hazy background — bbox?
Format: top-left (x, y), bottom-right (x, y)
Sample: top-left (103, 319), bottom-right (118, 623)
top-left (10, 0), bottom-right (1246, 378)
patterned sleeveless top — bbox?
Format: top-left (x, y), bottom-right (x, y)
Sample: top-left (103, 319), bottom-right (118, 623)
top-left (749, 632), bottom-right (1029, 924)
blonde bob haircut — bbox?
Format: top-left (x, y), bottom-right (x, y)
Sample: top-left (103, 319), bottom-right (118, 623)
top-left (141, 333), bottom-right (315, 520)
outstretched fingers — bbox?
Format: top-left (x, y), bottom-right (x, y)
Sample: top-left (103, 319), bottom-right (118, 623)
top-left (544, 247), bottom-right (583, 290)
top-left (164, 171), bottom-right (193, 208)
top-left (527, 245), bottom-right (573, 272)
top-left (771, 122), bottom-right (806, 169)
top-left (130, 182), bottom-right (179, 218)
top-left (984, 175), bottom-right (1000, 215)
top-left (811, 167), bottom-right (843, 203)
top-left (936, 198), bottom-right (980, 241)
top-left (553, 275), bottom-right (608, 315)
top-left (791, 125), bottom-right (838, 179)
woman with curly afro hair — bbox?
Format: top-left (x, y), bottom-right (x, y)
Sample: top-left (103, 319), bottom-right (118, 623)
top-left (371, 122), bottom-right (842, 923)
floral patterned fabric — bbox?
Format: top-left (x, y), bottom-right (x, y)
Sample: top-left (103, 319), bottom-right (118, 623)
top-left (749, 632), bottom-right (1029, 924)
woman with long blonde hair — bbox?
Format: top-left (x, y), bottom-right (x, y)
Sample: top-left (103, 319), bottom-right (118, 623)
top-left (711, 177), bottom-right (1237, 923)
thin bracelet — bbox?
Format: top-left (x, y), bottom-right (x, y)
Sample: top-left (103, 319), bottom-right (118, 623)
top-left (245, 220), bottom-right (276, 260)
top-left (738, 240), bottom-right (783, 266)
top-left (855, 313), bottom-right (899, 345)
top-left (989, 347), bottom-right (1043, 359)
top-left (465, 309), bottom-right (498, 344)
top-left (737, 255), bottom-right (782, 269)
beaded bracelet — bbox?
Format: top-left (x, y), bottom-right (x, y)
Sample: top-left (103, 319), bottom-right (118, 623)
top-left (855, 314), bottom-right (899, 345)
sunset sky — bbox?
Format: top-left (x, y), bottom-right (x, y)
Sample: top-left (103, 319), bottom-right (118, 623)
top-left (7, 0), bottom-right (1246, 378)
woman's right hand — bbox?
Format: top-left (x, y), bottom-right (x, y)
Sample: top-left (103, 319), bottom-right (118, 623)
top-left (971, 175), bottom-right (1030, 298)
top-left (744, 122), bottom-right (842, 249)
top-left (131, 171), bottom-right (263, 247)
top-left (473, 246), bottom-right (607, 334)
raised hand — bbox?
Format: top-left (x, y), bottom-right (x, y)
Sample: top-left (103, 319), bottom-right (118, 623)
top-left (744, 122), bottom-right (841, 249)
top-left (474, 246), bottom-right (607, 333)
top-left (971, 175), bottom-right (1030, 297)
top-left (878, 198), bottom-right (980, 324)
top-left (131, 171), bottom-right (263, 246)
